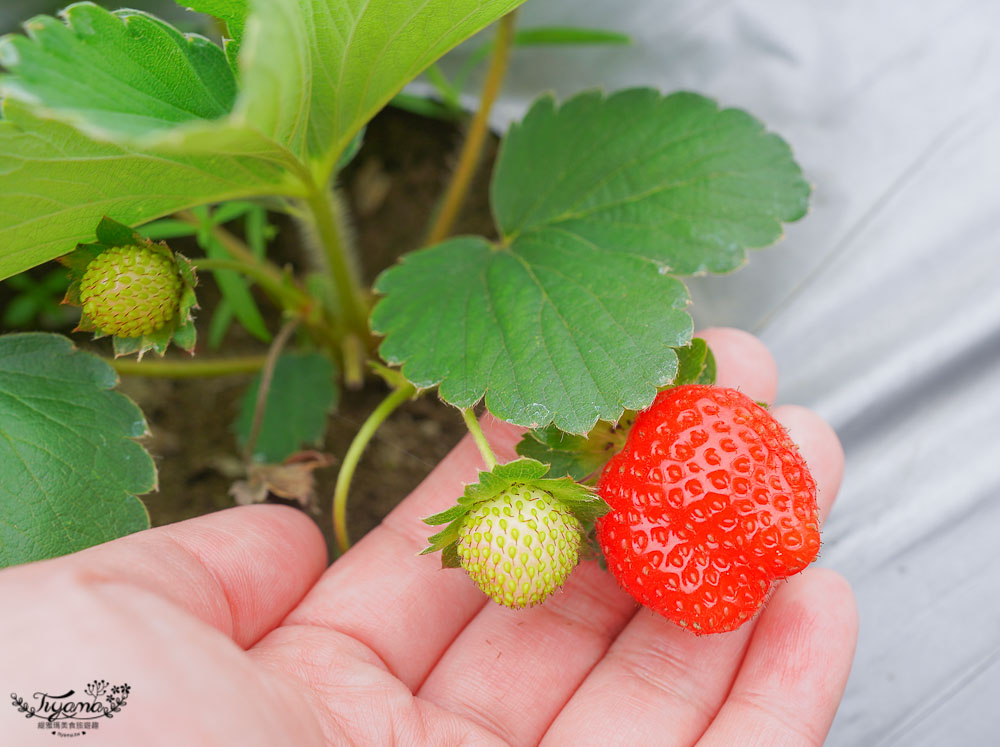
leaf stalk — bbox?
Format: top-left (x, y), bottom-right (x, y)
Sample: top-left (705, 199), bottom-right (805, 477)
top-left (426, 10), bottom-right (518, 245)
top-left (176, 211), bottom-right (303, 305)
top-left (333, 382), bottom-right (418, 554)
top-left (243, 319), bottom-right (300, 463)
top-left (181, 213), bottom-right (351, 364)
top-left (111, 355), bottom-right (268, 378)
top-left (462, 408), bottom-right (498, 470)
top-left (190, 257), bottom-right (306, 312)
top-left (301, 185), bottom-right (372, 347)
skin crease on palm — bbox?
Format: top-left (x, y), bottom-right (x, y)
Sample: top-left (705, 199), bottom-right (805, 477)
top-left (0, 328), bottom-right (857, 746)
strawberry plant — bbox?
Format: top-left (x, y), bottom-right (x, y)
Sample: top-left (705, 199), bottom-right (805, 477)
top-left (0, 0), bottom-right (815, 632)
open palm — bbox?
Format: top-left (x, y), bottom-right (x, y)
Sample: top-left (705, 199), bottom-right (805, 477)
top-left (0, 329), bottom-right (856, 746)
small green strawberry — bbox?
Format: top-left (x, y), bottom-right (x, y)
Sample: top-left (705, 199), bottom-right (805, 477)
top-left (78, 245), bottom-right (182, 338)
top-left (423, 458), bottom-right (608, 610)
top-left (61, 216), bottom-right (198, 358)
top-left (457, 485), bottom-right (582, 609)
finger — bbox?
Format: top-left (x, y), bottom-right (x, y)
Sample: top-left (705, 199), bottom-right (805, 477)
top-left (416, 561), bottom-right (638, 744)
top-left (771, 405), bottom-right (845, 523)
top-left (697, 569), bottom-right (858, 746)
top-left (698, 327), bottom-right (779, 403)
top-left (0, 504), bottom-right (327, 648)
top-left (279, 413), bottom-right (524, 691)
top-left (542, 405), bottom-right (844, 746)
top-left (416, 329), bottom-right (781, 745)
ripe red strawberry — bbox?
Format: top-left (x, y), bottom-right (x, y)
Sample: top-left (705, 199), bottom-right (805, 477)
top-left (597, 385), bottom-right (819, 634)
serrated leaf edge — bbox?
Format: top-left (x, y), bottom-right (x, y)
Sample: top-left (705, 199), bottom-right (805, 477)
top-left (513, 339), bottom-right (719, 480)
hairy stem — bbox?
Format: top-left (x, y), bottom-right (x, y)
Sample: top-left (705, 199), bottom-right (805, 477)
top-left (426, 11), bottom-right (518, 245)
top-left (111, 356), bottom-right (267, 378)
top-left (302, 186), bottom-right (371, 343)
top-left (298, 186), bottom-right (374, 384)
top-left (177, 210), bottom-right (259, 266)
top-left (462, 408), bottom-right (497, 470)
top-left (177, 210), bottom-right (307, 311)
top-left (243, 319), bottom-right (299, 463)
top-left (190, 257), bottom-right (308, 312)
top-left (333, 382), bottom-right (418, 554)
top-left (182, 215), bottom-right (346, 361)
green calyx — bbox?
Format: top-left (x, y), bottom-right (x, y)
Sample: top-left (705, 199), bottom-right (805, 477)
top-left (423, 458), bottom-right (609, 609)
top-left (62, 216), bottom-right (198, 358)
top-left (458, 486), bottom-right (582, 609)
top-left (79, 245), bottom-right (181, 338)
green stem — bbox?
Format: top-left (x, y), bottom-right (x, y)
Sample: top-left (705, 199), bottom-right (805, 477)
top-left (426, 10), bottom-right (518, 245)
top-left (179, 212), bottom-right (322, 328)
top-left (177, 210), bottom-right (260, 267)
top-left (340, 332), bottom-right (367, 391)
top-left (190, 257), bottom-right (307, 311)
top-left (111, 356), bottom-right (267, 378)
top-left (302, 185), bottom-right (371, 343)
top-left (243, 319), bottom-right (299, 463)
top-left (177, 210), bottom-right (299, 295)
top-left (178, 210), bottom-right (345, 360)
top-left (333, 383), bottom-right (418, 554)
top-left (462, 408), bottom-right (497, 470)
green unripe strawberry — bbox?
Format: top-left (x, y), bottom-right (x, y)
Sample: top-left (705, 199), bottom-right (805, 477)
top-left (78, 246), bottom-right (182, 338)
top-left (456, 486), bottom-right (583, 609)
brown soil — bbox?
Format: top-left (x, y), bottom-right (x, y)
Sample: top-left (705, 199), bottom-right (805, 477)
top-left (5, 107), bottom-right (501, 556)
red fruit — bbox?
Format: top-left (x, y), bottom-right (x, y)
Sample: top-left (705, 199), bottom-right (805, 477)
top-left (597, 385), bottom-right (820, 634)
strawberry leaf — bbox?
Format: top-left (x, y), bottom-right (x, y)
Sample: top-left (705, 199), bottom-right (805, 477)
top-left (515, 338), bottom-right (717, 478)
top-left (0, 0), bottom-right (525, 281)
top-left (234, 351), bottom-right (338, 463)
top-left (515, 427), bottom-right (615, 482)
top-left (674, 338), bottom-right (716, 387)
top-left (373, 235), bottom-right (692, 434)
top-left (173, 0), bottom-right (247, 66)
top-left (0, 333), bottom-right (153, 568)
top-left (0, 4), bottom-right (238, 139)
top-left (174, 0), bottom-right (247, 33)
top-left (493, 89), bottom-right (810, 275)
top-left (0, 4), bottom-right (300, 281)
top-left (240, 0), bottom-right (528, 182)
top-left (0, 98), bottom-right (300, 282)
top-left (374, 90), bottom-right (801, 433)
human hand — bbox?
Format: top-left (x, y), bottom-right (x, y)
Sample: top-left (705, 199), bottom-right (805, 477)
top-left (0, 328), bottom-right (856, 746)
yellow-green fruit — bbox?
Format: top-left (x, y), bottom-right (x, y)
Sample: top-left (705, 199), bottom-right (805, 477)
top-left (79, 246), bottom-right (182, 338)
top-left (457, 487), bottom-right (583, 609)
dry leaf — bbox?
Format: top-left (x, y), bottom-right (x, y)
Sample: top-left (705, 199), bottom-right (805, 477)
top-left (230, 450), bottom-right (334, 513)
